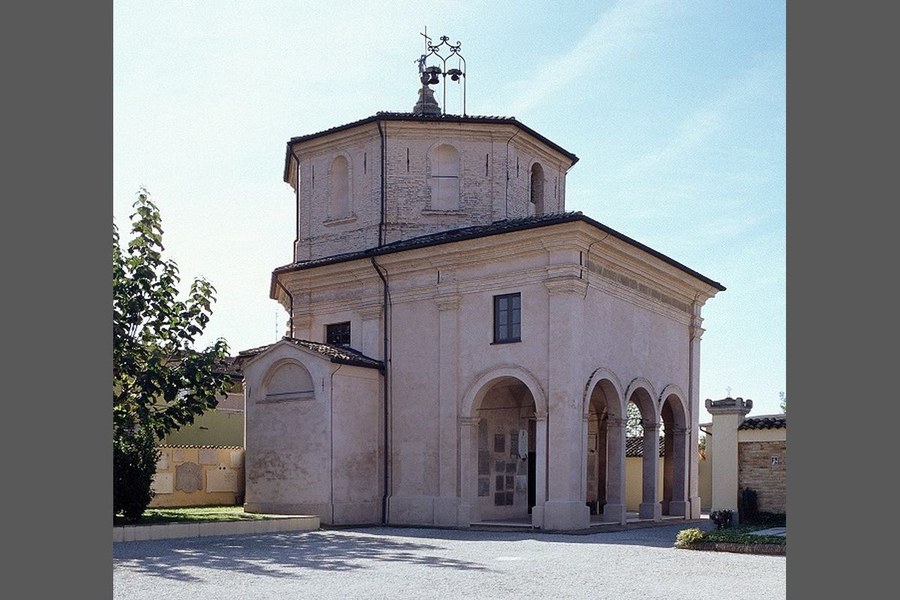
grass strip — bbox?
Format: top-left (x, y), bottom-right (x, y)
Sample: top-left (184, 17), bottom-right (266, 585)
top-left (114, 505), bottom-right (269, 526)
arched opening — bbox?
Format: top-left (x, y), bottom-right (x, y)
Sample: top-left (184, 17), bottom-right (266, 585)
top-left (430, 144), bottom-right (460, 210)
top-left (660, 391), bottom-right (689, 517)
top-left (329, 155), bottom-right (351, 219)
top-left (585, 376), bottom-right (627, 524)
top-left (473, 376), bottom-right (535, 522)
top-left (626, 386), bottom-right (661, 520)
top-left (529, 163), bottom-right (545, 215)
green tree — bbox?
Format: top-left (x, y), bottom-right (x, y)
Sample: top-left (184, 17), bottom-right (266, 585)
top-left (113, 188), bottom-right (230, 522)
top-left (625, 401), bottom-right (644, 438)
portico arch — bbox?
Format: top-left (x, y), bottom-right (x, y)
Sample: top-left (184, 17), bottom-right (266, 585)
top-left (626, 380), bottom-right (661, 520)
top-left (460, 366), bottom-right (546, 527)
top-left (659, 385), bottom-right (689, 517)
top-left (461, 365), bottom-right (547, 418)
top-left (583, 368), bottom-right (627, 524)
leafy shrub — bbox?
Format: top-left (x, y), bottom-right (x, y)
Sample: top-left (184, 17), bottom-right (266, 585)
top-left (703, 526), bottom-right (786, 546)
top-left (710, 509), bottom-right (733, 529)
top-left (747, 511), bottom-right (786, 527)
top-left (676, 528), bottom-right (705, 546)
top-left (113, 423), bottom-right (160, 523)
top-left (739, 488), bottom-right (759, 523)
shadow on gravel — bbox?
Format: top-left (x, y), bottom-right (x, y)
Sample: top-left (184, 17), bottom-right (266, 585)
top-left (113, 530), bottom-right (493, 582)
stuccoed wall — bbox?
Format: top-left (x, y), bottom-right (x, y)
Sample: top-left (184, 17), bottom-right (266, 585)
top-left (625, 457), bottom-right (665, 512)
top-left (699, 436), bottom-right (712, 511)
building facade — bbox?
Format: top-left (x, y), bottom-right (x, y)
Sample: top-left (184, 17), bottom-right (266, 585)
top-left (239, 68), bottom-right (724, 531)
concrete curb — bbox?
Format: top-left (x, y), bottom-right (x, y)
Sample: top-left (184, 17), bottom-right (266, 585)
top-left (676, 541), bottom-right (786, 556)
top-left (113, 515), bottom-right (320, 543)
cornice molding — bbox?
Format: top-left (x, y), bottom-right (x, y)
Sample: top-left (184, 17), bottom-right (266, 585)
top-left (543, 276), bottom-right (588, 296)
top-left (359, 305), bottom-right (383, 320)
top-left (586, 257), bottom-right (692, 314)
top-left (436, 295), bottom-right (461, 311)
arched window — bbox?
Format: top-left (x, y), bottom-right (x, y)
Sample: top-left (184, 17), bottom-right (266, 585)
top-left (530, 163), bottom-right (545, 215)
top-left (329, 155), bottom-right (351, 219)
top-left (430, 144), bottom-right (460, 210)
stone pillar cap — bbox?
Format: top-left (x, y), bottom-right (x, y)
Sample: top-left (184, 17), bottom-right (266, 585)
top-left (705, 396), bottom-right (753, 416)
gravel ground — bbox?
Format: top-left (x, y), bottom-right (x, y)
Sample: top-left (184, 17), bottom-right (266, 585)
top-left (113, 522), bottom-right (785, 600)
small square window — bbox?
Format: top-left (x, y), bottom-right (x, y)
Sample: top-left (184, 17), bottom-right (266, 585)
top-left (326, 321), bottom-right (351, 347)
top-left (493, 293), bottom-right (521, 343)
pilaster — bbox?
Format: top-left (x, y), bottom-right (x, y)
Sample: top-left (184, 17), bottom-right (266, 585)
top-left (360, 305), bottom-right (383, 360)
top-left (292, 314), bottom-right (313, 341)
top-left (457, 416), bottom-right (478, 526)
top-left (688, 309), bottom-right (705, 519)
top-left (542, 275), bottom-right (590, 530)
top-left (435, 294), bottom-right (461, 525)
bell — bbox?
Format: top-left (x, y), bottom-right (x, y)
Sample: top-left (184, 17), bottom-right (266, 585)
top-left (447, 68), bottom-right (463, 81)
top-left (425, 66), bottom-right (441, 85)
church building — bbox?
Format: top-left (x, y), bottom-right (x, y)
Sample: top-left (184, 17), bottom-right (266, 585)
top-left (237, 38), bottom-right (725, 531)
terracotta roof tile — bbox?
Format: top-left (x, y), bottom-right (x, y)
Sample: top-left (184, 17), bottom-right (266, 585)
top-left (157, 444), bottom-right (242, 449)
top-left (283, 112), bottom-right (579, 179)
top-left (237, 337), bottom-right (384, 371)
top-left (625, 436), bottom-right (665, 457)
top-left (739, 414), bottom-right (787, 430)
top-left (272, 211), bottom-right (725, 292)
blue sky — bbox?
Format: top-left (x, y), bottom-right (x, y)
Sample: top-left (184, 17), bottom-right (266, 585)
top-left (114, 1), bottom-right (786, 416)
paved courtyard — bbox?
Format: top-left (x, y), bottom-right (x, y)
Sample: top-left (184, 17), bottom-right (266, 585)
top-left (113, 523), bottom-right (786, 599)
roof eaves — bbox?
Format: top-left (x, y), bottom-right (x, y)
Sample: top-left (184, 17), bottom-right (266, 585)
top-left (237, 337), bottom-right (384, 372)
top-left (271, 211), bottom-right (725, 292)
top-left (281, 112), bottom-right (579, 183)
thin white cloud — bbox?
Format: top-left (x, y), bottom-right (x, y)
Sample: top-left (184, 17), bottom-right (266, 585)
top-left (505, 0), bottom-right (676, 115)
top-left (612, 55), bottom-right (785, 182)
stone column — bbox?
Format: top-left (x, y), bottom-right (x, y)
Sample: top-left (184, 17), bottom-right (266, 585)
top-left (662, 426), bottom-right (674, 513)
top-left (706, 396), bottom-right (753, 523)
top-left (667, 426), bottom-right (689, 516)
top-left (639, 422), bottom-right (662, 520)
top-left (602, 417), bottom-right (627, 524)
top-left (434, 295), bottom-right (460, 525)
top-left (596, 418), bottom-right (608, 506)
top-left (531, 411), bottom-right (548, 528)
